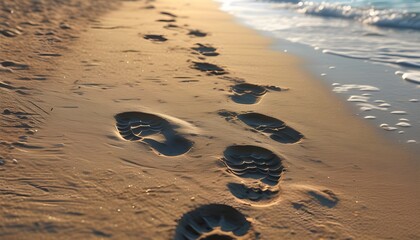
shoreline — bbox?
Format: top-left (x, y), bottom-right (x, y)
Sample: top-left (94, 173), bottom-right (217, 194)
top-left (217, 0), bottom-right (420, 153)
top-left (217, 1), bottom-right (420, 154)
top-left (271, 35), bottom-right (420, 153)
top-left (0, 0), bottom-right (419, 239)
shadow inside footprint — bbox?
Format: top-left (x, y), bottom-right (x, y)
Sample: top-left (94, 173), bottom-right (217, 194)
top-left (156, 19), bottom-right (176, 23)
top-left (160, 11), bottom-right (177, 18)
top-left (1, 61), bottom-right (29, 70)
top-left (222, 145), bottom-right (284, 186)
top-left (188, 29), bottom-right (207, 37)
top-left (192, 62), bottom-right (227, 75)
top-left (191, 43), bottom-right (219, 57)
top-left (143, 34), bottom-right (168, 42)
top-left (200, 235), bottom-right (234, 240)
top-left (227, 183), bottom-right (279, 203)
top-left (231, 83), bottom-right (267, 104)
top-left (238, 113), bottom-right (304, 144)
top-left (308, 189), bottom-right (339, 208)
top-left (115, 112), bottom-right (193, 156)
top-left (174, 204), bottom-right (254, 240)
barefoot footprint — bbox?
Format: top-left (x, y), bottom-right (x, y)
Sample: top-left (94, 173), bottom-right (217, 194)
top-left (157, 11), bottom-right (177, 23)
top-left (192, 43), bottom-right (219, 57)
top-left (230, 83), bottom-right (282, 105)
top-left (188, 29), bottom-right (208, 37)
top-left (192, 62), bottom-right (227, 75)
top-left (174, 204), bottom-right (256, 240)
top-left (222, 145), bottom-right (284, 185)
top-left (222, 145), bottom-right (284, 204)
top-left (219, 111), bottom-right (304, 144)
top-left (115, 112), bottom-right (193, 156)
top-left (143, 34), bottom-right (168, 42)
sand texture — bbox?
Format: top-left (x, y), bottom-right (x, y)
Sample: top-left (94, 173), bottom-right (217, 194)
top-left (0, 0), bottom-right (419, 239)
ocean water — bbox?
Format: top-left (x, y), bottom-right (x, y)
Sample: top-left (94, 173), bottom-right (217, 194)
top-left (216, 0), bottom-right (420, 148)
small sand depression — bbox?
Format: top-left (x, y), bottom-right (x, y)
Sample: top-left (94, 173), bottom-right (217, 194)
top-left (0, 61), bottom-right (29, 71)
top-left (174, 204), bottom-right (255, 240)
top-left (192, 43), bottom-right (219, 57)
top-left (160, 11), bottom-right (178, 18)
top-left (192, 62), bottom-right (227, 75)
top-left (114, 111), bottom-right (194, 156)
top-left (143, 34), bottom-right (168, 42)
top-left (188, 29), bottom-right (208, 37)
top-left (290, 185), bottom-right (340, 209)
top-left (0, 28), bottom-right (22, 37)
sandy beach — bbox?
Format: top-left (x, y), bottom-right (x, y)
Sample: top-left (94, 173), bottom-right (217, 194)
top-left (1, 0), bottom-right (419, 239)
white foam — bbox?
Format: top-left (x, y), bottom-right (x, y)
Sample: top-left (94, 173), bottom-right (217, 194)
top-left (374, 100), bottom-right (385, 103)
top-left (298, 2), bottom-right (420, 31)
top-left (391, 111), bottom-right (407, 115)
top-left (395, 71), bottom-right (404, 76)
top-left (409, 99), bottom-right (419, 102)
top-left (396, 122), bottom-right (411, 127)
top-left (398, 131), bottom-right (405, 134)
top-left (378, 103), bottom-right (391, 107)
top-left (364, 116), bottom-right (376, 119)
top-left (399, 118), bottom-right (410, 122)
top-left (407, 140), bottom-right (417, 144)
top-left (333, 84), bottom-right (379, 93)
top-left (348, 95), bottom-right (369, 103)
top-left (357, 103), bottom-right (388, 111)
top-left (401, 71), bottom-right (420, 84)
top-left (360, 106), bottom-right (372, 111)
top-left (379, 124), bottom-right (398, 131)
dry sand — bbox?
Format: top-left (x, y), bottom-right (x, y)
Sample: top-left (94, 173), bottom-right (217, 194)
top-left (1, 0), bottom-right (419, 239)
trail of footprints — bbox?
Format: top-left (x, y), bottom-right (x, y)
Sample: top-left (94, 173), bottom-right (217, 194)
top-left (115, 9), bottom-right (308, 239)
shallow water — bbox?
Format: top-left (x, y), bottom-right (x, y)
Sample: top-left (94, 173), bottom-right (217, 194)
top-left (216, 0), bottom-right (420, 149)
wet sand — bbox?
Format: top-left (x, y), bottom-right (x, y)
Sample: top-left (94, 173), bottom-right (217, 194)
top-left (0, 0), bottom-right (419, 239)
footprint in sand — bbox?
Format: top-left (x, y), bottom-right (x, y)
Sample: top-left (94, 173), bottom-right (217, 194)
top-left (157, 11), bottom-right (177, 23)
top-left (156, 19), bottom-right (176, 23)
top-left (219, 111), bottom-right (304, 144)
top-left (230, 83), bottom-right (282, 105)
top-left (160, 11), bottom-right (177, 18)
top-left (164, 24), bottom-right (181, 30)
top-left (192, 62), bottom-right (227, 75)
top-left (174, 204), bottom-right (256, 240)
top-left (114, 112), bottom-right (193, 156)
top-left (222, 145), bottom-right (284, 203)
top-left (191, 43), bottom-right (219, 57)
top-left (222, 145), bottom-right (284, 185)
top-left (143, 34), bottom-right (168, 42)
top-left (188, 29), bottom-right (208, 37)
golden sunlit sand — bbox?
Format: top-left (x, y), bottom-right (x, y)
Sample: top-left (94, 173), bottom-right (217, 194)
top-left (0, 0), bottom-right (419, 239)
